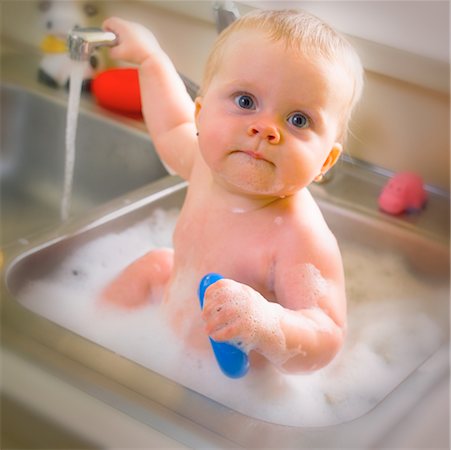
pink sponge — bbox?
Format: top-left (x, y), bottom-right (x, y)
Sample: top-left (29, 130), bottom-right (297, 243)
top-left (378, 172), bottom-right (427, 215)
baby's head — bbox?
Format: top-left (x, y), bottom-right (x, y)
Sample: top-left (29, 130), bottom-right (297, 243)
top-left (200, 9), bottom-right (363, 143)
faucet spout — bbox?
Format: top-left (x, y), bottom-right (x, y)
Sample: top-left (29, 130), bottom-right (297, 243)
top-left (67, 27), bottom-right (118, 61)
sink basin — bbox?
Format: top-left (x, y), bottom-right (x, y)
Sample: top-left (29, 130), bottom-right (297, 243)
top-left (3, 175), bottom-right (449, 447)
top-left (0, 83), bottom-right (168, 247)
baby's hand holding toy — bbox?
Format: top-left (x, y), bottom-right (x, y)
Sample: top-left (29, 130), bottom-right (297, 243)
top-left (199, 274), bottom-right (287, 378)
top-left (198, 274), bottom-right (250, 378)
top-left (202, 278), bottom-right (267, 347)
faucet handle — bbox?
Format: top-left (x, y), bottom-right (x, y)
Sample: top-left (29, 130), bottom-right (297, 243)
top-left (67, 27), bottom-right (118, 61)
top-left (213, 1), bottom-right (240, 34)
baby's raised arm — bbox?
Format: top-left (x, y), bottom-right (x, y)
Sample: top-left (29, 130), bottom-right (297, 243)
top-left (103, 18), bottom-right (198, 179)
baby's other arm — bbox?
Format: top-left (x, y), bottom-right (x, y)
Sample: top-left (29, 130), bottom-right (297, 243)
top-left (271, 231), bottom-right (347, 372)
top-left (202, 229), bottom-right (346, 373)
top-left (103, 18), bottom-right (197, 179)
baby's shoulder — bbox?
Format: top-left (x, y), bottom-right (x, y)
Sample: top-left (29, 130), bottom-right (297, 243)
top-left (280, 192), bottom-right (338, 252)
top-left (290, 190), bottom-right (330, 229)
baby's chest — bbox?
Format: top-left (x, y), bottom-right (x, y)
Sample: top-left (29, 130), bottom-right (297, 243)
top-left (173, 208), bottom-right (278, 283)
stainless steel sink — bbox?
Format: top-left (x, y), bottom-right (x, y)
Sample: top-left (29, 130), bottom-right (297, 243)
top-left (2, 172), bottom-right (449, 448)
top-left (1, 82), bottom-right (168, 247)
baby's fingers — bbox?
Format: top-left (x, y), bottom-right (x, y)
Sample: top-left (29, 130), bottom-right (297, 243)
top-left (203, 307), bottom-right (237, 332)
top-left (208, 321), bottom-right (241, 342)
top-left (102, 17), bottom-right (157, 65)
top-left (202, 298), bottom-right (226, 320)
top-left (102, 17), bottom-right (126, 36)
top-left (202, 280), bottom-right (230, 313)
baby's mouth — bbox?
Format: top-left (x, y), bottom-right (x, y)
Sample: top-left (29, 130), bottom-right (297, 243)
top-left (231, 150), bottom-right (274, 165)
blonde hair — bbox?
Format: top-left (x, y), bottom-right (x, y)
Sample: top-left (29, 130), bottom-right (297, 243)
top-left (201, 9), bottom-right (364, 142)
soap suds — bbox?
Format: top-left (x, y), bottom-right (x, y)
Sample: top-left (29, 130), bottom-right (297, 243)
top-left (17, 207), bottom-right (447, 427)
top-left (205, 282), bottom-right (286, 358)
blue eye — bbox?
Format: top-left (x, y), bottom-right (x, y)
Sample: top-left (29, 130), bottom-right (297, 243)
top-left (235, 94), bottom-right (255, 110)
top-left (288, 112), bottom-right (309, 129)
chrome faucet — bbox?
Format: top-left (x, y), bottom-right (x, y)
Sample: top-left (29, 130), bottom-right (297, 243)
top-left (67, 27), bottom-right (118, 61)
top-left (213, 1), bottom-right (240, 33)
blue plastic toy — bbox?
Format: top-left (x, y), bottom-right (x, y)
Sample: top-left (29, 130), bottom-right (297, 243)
top-left (198, 273), bottom-right (249, 378)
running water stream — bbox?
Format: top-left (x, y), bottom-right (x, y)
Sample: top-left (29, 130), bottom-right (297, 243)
top-left (61, 60), bottom-right (87, 221)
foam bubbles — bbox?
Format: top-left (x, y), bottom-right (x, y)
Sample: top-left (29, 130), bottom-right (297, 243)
top-left (205, 282), bottom-right (286, 359)
top-left (17, 207), bottom-right (447, 427)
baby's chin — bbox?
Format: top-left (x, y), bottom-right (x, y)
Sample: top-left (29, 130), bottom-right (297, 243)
top-left (218, 174), bottom-right (295, 200)
top-left (214, 156), bottom-right (285, 197)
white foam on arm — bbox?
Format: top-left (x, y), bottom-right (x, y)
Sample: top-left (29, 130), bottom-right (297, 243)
top-left (274, 306), bottom-right (345, 372)
top-left (249, 264), bottom-right (345, 372)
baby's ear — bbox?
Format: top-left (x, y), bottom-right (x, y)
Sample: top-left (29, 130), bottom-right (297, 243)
top-left (321, 143), bottom-right (342, 174)
top-left (194, 96), bottom-right (203, 128)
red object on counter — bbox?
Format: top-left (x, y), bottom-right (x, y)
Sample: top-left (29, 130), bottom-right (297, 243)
top-left (91, 68), bottom-right (142, 117)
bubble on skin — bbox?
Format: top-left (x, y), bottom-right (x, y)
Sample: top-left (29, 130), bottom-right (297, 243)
top-left (208, 283), bottom-right (314, 368)
top-left (274, 216), bottom-right (283, 225)
top-left (286, 263), bottom-right (330, 309)
top-left (207, 283), bottom-right (286, 359)
top-left (283, 307), bottom-right (337, 337)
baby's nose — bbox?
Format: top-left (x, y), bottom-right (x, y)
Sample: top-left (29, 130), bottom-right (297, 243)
top-left (247, 122), bottom-right (280, 144)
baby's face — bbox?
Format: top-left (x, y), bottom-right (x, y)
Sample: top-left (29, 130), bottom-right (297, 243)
top-left (195, 30), bottom-right (353, 198)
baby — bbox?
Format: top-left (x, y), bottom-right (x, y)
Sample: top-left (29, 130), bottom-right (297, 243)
top-left (101, 9), bottom-right (363, 373)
